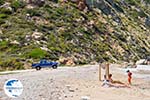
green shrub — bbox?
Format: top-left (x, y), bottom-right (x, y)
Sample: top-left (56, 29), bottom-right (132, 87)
top-left (51, 0), bottom-right (58, 3)
top-left (145, 0), bottom-right (150, 3)
top-left (0, 41), bottom-right (9, 51)
top-left (125, 0), bottom-right (136, 5)
top-left (0, 0), bottom-right (4, 5)
top-left (114, 4), bottom-right (124, 13)
top-left (27, 48), bottom-right (47, 59)
top-left (15, 62), bottom-right (24, 70)
top-left (0, 58), bottom-right (24, 71)
top-left (0, 19), bottom-right (5, 24)
top-left (0, 8), bottom-right (12, 14)
top-left (11, 0), bottom-right (26, 11)
top-left (76, 60), bottom-right (88, 65)
top-left (26, 9), bottom-right (41, 16)
top-left (0, 14), bottom-right (7, 19)
top-left (138, 10), bottom-right (148, 18)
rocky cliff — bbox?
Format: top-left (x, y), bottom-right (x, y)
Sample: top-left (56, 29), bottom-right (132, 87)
top-left (0, 0), bottom-right (150, 70)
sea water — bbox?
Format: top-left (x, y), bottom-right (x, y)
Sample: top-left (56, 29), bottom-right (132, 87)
top-left (120, 65), bottom-right (150, 80)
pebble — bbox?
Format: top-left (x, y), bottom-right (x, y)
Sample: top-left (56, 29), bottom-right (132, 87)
top-left (81, 96), bottom-right (90, 100)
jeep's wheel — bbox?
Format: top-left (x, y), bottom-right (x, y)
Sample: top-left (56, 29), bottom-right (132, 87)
top-left (36, 66), bottom-right (41, 70)
top-left (52, 65), bottom-right (57, 69)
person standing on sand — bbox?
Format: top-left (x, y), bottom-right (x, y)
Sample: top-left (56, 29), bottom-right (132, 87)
top-left (127, 70), bottom-right (132, 85)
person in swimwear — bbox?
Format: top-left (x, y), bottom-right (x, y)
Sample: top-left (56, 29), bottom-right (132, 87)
top-left (126, 70), bottom-right (132, 85)
top-left (108, 74), bottom-right (131, 88)
top-left (108, 74), bottom-right (125, 84)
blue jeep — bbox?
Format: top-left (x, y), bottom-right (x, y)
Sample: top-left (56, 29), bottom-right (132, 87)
top-left (32, 60), bottom-right (58, 70)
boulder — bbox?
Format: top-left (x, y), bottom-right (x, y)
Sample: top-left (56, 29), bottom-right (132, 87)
top-left (26, 4), bottom-right (35, 9)
top-left (0, 30), bottom-right (3, 34)
top-left (25, 34), bottom-right (31, 41)
top-left (90, 61), bottom-right (98, 65)
top-left (24, 0), bottom-right (45, 5)
top-left (23, 62), bottom-right (32, 69)
top-left (32, 31), bottom-right (43, 40)
top-left (136, 59), bottom-right (145, 65)
top-left (10, 40), bottom-right (20, 45)
top-left (0, 2), bottom-right (10, 8)
top-left (40, 47), bottom-right (50, 52)
top-left (77, 0), bottom-right (87, 10)
top-left (59, 57), bottom-right (75, 66)
top-left (81, 96), bottom-right (90, 100)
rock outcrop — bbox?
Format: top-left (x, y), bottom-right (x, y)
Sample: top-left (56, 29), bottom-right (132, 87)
top-left (0, 0), bottom-right (150, 70)
top-left (145, 17), bottom-right (150, 27)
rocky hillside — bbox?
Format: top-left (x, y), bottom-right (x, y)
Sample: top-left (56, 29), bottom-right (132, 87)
top-left (0, 0), bottom-right (150, 70)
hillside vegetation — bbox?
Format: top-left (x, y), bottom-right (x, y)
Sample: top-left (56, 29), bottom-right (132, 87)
top-left (0, 0), bottom-right (150, 70)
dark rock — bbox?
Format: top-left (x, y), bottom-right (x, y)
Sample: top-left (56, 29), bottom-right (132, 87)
top-left (145, 17), bottom-right (150, 27)
top-left (26, 0), bottom-right (45, 6)
top-left (51, 0), bottom-right (59, 3)
top-left (69, 89), bottom-right (75, 92)
top-left (113, 16), bottom-right (122, 23)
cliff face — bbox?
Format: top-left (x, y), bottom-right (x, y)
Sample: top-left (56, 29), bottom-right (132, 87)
top-left (0, 0), bottom-right (150, 70)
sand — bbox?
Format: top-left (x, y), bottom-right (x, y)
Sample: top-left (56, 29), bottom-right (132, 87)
top-left (0, 64), bottom-right (150, 100)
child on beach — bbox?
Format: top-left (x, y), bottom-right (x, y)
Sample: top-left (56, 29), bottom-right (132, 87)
top-left (126, 70), bottom-right (132, 85)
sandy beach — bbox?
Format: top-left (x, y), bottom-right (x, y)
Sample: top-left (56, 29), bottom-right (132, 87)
top-left (0, 64), bottom-right (150, 100)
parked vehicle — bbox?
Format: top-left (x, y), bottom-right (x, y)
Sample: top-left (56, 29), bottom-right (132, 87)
top-left (32, 60), bottom-right (58, 70)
